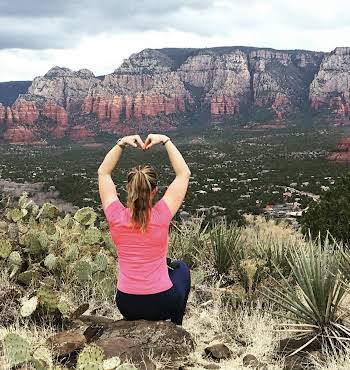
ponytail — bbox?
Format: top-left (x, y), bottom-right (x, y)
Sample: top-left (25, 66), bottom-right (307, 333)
top-left (126, 165), bottom-right (158, 233)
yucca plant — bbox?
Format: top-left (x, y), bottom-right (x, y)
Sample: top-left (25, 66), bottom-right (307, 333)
top-left (254, 233), bottom-right (297, 278)
top-left (169, 215), bottom-right (209, 268)
top-left (207, 219), bottom-right (242, 276)
top-left (262, 238), bottom-right (350, 356)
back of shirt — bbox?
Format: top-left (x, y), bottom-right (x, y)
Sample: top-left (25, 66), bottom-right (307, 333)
top-left (103, 197), bottom-right (173, 294)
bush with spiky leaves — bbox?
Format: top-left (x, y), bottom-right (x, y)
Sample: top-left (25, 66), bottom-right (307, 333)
top-left (207, 219), bottom-right (242, 276)
top-left (262, 236), bottom-right (350, 356)
top-left (168, 214), bottom-right (209, 268)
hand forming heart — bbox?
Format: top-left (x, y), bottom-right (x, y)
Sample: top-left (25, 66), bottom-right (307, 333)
top-left (118, 134), bottom-right (170, 151)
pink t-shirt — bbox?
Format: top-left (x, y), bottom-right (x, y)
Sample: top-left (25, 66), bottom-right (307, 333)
top-left (103, 197), bottom-right (174, 294)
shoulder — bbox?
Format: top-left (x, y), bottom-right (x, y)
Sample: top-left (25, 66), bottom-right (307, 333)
top-left (103, 198), bottom-right (125, 223)
top-left (153, 197), bottom-right (173, 224)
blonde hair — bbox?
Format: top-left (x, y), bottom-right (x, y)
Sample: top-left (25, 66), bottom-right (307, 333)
top-left (126, 164), bottom-right (158, 233)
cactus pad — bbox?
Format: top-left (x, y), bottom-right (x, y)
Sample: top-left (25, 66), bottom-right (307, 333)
top-left (17, 270), bottom-right (41, 286)
top-left (96, 277), bottom-right (116, 298)
top-left (37, 285), bottom-right (59, 313)
top-left (36, 203), bottom-right (60, 220)
top-left (0, 239), bottom-right (12, 258)
top-left (44, 254), bottom-right (57, 270)
top-left (77, 344), bottom-right (104, 369)
top-left (3, 332), bottom-right (32, 366)
top-left (74, 207), bottom-right (97, 226)
top-left (117, 365), bottom-right (138, 370)
top-left (83, 227), bottom-right (102, 245)
top-left (6, 208), bottom-right (27, 222)
top-left (74, 260), bottom-right (93, 282)
top-left (102, 357), bottom-right (121, 370)
top-left (9, 251), bottom-right (22, 266)
top-left (94, 252), bottom-right (108, 272)
top-left (43, 219), bottom-right (57, 235)
top-left (32, 345), bottom-right (53, 368)
top-left (20, 296), bottom-right (39, 317)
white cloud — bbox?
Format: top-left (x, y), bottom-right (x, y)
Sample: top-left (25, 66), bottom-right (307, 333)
top-left (0, 0), bottom-right (349, 81)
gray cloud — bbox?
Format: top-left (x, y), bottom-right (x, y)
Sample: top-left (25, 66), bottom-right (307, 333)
top-left (0, 0), bottom-right (349, 50)
top-left (0, 0), bottom-right (214, 49)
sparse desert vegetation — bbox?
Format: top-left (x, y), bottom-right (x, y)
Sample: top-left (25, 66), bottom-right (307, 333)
top-left (1, 191), bottom-right (350, 369)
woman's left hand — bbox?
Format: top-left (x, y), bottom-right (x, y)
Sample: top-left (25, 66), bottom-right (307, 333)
top-left (119, 135), bottom-right (145, 149)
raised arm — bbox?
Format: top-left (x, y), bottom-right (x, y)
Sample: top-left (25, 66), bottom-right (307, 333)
top-left (98, 134), bottom-right (144, 211)
top-left (144, 134), bottom-right (191, 217)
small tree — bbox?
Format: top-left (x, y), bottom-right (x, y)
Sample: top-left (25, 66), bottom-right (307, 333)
top-left (300, 172), bottom-right (350, 244)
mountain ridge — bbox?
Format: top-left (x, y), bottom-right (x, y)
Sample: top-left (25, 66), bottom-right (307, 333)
top-left (0, 45), bottom-right (349, 143)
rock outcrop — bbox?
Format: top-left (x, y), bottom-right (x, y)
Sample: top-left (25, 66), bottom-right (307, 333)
top-left (48, 317), bottom-right (195, 370)
top-left (0, 45), bottom-right (349, 143)
top-left (327, 137), bottom-right (350, 161)
top-left (309, 47), bottom-right (350, 121)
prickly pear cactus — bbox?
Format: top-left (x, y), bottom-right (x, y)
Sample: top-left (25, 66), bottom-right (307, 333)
top-left (6, 208), bottom-right (28, 222)
top-left (96, 277), bottom-right (115, 298)
top-left (32, 345), bottom-right (53, 369)
top-left (93, 252), bottom-right (108, 272)
top-left (74, 259), bottom-right (93, 282)
top-left (27, 231), bottom-right (49, 256)
top-left (102, 232), bottom-right (116, 257)
top-left (83, 227), bottom-right (102, 245)
top-left (42, 219), bottom-right (57, 235)
top-left (37, 285), bottom-right (59, 313)
top-left (74, 207), bottom-right (97, 226)
top-left (76, 344), bottom-right (104, 370)
top-left (9, 251), bottom-right (22, 266)
top-left (36, 202), bottom-right (60, 220)
top-left (57, 295), bottom-right (73, 317)
top-left (0, 239), bottom-right (12, 258)
top-left (102, 357), bottom-right (121, 370)
top-left (44, 254), bottom-right (57, 270)
top-left (64, 244), bottom-right (79, 262)
top-left (117, 365), bottom-right (138, 370)
top-left (17, 270), bottom-right (41, 286)
top-left (20, 296), bottom-right (39, 317)
top-left (18, 192), bottom-right (34, 210)
top-left (8, 251), bottom-right (22, 277)
top-left (3, 332), bottom-right (32, 366)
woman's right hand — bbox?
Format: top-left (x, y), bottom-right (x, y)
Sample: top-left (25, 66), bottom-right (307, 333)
top-left (144, 134), bottom-right (169, 150)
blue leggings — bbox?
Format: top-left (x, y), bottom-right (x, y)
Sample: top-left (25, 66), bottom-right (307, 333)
top-left (115, 260), bottom-right (191, 325)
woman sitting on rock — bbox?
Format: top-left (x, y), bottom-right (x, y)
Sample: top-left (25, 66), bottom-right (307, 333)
top-left (98, 133), bottom-right (191, 326)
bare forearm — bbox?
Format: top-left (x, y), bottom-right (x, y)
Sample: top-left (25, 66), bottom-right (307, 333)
top-left (163, 137), bottom-right (191, 177)
top-left (97, 144), bottom-right (123, 175)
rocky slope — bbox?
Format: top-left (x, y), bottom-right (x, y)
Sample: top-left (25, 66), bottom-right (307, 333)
top-left (0, 46), bottom-right (349, 143)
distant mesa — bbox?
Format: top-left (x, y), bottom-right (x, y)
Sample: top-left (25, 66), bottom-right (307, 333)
top-left (0, 45), bottom-right (349, 144)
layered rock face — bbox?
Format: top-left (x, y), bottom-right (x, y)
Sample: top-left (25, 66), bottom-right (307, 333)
top-left (310, 47), bottom-right (350, 120)
top-left (0, 46), bottom-right (349, 143)
top-left (328, 137), bottom-right (350, 161)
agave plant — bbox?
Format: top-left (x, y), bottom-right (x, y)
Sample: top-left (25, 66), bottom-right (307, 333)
top-left (207, 219), bottom-right (242, 276)
top-left (262, 238), bottom-right (350, 355)
top-left (169, 214), bottom-right (209, 268)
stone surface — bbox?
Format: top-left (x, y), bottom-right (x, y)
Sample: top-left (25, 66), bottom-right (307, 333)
top-left (328, 137), bottom-right (350, 161)
top-left (204, 343), bottom-right (231, 360)
top-left (95, 336), bottom-right (155, 370)
top-left (310, 47), bottom-right (350, 119)
top-left (47, 330), bottom-right (86, 357)
top-left (242, 354), bottom-right (267, 370)
top-left (90, 318), bottom-right (195, 361)
top-left (1, 46), bottom-right (349, 143)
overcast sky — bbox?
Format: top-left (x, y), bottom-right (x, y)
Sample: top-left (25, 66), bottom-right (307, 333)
top-left (0, 0), bottom-right (349, 81)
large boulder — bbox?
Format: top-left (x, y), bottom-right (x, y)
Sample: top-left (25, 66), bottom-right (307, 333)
top-left (48, 317), bottom-right (195, 369)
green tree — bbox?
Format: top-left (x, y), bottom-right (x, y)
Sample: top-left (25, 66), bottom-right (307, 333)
top-left (301, 172), bottom-right (350, 244)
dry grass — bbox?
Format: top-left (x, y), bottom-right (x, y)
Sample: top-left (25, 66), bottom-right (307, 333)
top-left (2, 214), bottom-right (350, 369)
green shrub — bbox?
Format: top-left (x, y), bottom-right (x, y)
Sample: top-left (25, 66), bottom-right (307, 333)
top-left (301, 172), bottom-right (350, 244)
